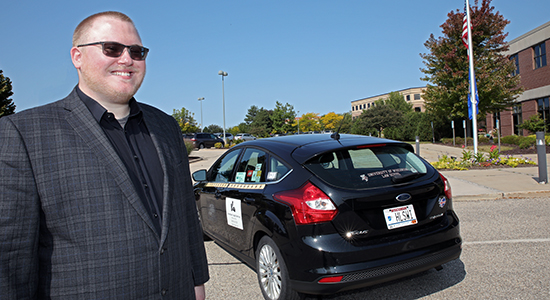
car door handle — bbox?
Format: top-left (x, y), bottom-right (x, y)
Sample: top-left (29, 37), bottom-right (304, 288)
top-left (243, 197), bottom-right (256, 204)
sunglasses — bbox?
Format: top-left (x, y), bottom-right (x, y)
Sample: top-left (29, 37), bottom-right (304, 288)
top-left (77, 41), bottom-right (149, 61)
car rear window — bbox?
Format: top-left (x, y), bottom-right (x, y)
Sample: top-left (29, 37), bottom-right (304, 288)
top-left (304, 145), bottom-right (429, 189)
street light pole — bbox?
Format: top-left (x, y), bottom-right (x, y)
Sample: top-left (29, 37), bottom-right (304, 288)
top-left (297, 111), bottom-right (300, 134)
top-left (218, 70), bottom-right (228, 145)
top-left (198, 97), bottom-right (204, 132)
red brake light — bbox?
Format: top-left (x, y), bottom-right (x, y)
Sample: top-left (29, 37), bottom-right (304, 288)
top-left (273, 181), bottom-right (338, 225)
top-left (440, 173), bottom-right (452, 199)
top-left (356, 143), bottom-right (386, 149)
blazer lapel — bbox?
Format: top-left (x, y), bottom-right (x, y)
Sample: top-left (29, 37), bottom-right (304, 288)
top-left (61, 90), bottom-right (161, 240)
top-left (141, 109), bottom-right (175, 245)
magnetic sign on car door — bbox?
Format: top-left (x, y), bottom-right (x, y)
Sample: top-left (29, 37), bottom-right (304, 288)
top-left (226, 197), bottom-right (244, 230)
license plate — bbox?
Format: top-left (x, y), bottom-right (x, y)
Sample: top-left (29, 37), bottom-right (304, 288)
top-left (383, 204), bottom-right (418, 230)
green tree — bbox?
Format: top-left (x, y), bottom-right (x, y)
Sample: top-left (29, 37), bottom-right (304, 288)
top-left (385, 91), bottom-right (412, 113)
top-left (244, 105), bottom-right (260, 125)
top-left (352, 103), bottom-right (403, 137)
top-left (234, 122), bottom-right (250, 134)
top-left (249, 108), bottom-right (273, 137)
top-left (518, 115), bottom-right (547, 134)
top-left (204, 124), bottom-right (223, 133)
top-left (271, 101), bottom-right (296, 134)
top-left (420, 0), bottom-right (522, 120)
top-left (172, 107), bottom-right (198, 133)
top-left (0, 70), bottom-right (15, 118)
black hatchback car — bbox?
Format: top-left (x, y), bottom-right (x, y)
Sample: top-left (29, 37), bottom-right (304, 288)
top-left (192, 134), bottom-right (461, 299)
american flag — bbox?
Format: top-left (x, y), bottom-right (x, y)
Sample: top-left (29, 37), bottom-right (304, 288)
top-left (462, 1), bottom-right (469, 49)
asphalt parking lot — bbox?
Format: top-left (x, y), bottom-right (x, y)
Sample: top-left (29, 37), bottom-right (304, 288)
top-left (190, 149), bottom-right (550, 299)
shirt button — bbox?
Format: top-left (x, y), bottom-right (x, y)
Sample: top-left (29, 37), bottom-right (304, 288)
top-left (154, 213), bottom-right (158, 218)
top-left (160, 248), bottom-right (166, 254)
top-left (161, 289), bottom-right (167, 296)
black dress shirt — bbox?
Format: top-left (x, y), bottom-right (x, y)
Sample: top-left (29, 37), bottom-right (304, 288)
top-left (78, 87), bottom-right (164, 234)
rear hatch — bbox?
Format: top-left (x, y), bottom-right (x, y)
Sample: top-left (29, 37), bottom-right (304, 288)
top-left (302, 143), bottom-right (451, 244)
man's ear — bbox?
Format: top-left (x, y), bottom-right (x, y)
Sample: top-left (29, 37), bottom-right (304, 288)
top-left (71, 47), bottom-right (82, 69)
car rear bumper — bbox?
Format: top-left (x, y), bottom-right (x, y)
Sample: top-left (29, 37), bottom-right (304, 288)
top-left (284, 211), bottom-right (461, 295)
top-left (290, 242), bottom-right (461, 295)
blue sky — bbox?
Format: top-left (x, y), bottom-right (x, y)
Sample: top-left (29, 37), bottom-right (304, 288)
top-left (2, 0), bottom-right (549, 128)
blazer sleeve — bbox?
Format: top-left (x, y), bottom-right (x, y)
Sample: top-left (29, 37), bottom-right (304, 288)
top-left (0, 116), bottom-right (41, 299)
top-left (176, 123), bottom-right (210, 286)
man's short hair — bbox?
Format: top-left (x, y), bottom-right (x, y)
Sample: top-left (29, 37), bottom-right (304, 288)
top-left (73, 11), bottom-right (136, 46)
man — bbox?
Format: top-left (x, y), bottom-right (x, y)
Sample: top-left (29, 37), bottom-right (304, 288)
top-left (0, 11), bottom-right (209, 299)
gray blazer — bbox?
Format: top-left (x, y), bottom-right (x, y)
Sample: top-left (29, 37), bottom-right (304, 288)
top-left (0, 89), bottom-right (209, 299)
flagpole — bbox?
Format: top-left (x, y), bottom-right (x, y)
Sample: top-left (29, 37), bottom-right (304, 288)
top-left (466, 0), bottom-right (478, 154)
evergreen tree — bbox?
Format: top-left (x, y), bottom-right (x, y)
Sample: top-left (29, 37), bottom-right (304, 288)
top-left (0, 70), bottom-right (15, 118)
top-left (271, 101), bottom-right (296, 134)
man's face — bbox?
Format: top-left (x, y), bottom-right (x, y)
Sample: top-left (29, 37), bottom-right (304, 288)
top-left (72, 17), bottom-right (146, 105)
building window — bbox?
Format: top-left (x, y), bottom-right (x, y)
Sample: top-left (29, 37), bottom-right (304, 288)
top-left (534, 42), bottom-right (547, 69)
top-left (406, 95), bottom-right (411, 101)
top-left (367, 103), bottom-right (370, 108)
top-left (510, 54), bottom-right (519, 75)
top-left (538, 97), bottom-right (550, 127)
top-left (414, 107), bottom-right (421, 112)
top-left (513, 105), bottom-right (523, 136)
top-left (414, 94), bottom-right (421, 100)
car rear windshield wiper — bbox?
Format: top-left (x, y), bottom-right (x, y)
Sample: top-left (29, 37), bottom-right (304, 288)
top-left (391, 172), bottom-right (424, 184)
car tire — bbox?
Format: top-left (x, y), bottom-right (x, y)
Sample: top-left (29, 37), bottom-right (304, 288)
top-left (199, 143), bottom-right (205, 149)
top-left (256, 236), bottom-right (302, 300)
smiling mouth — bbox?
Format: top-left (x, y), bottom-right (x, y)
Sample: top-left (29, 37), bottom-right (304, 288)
top-left (112, 71), bottom-right (132, 77)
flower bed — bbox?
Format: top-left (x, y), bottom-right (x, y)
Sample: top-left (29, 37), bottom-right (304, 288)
top-left (431, 145), bottom-right (537, 170)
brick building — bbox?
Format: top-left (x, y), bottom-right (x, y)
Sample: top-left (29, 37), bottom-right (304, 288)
top-left (486, 21), bottom-right (550, 136)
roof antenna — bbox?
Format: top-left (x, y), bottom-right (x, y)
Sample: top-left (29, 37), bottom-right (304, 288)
top-left (330, 113), bottom-right (348, 141)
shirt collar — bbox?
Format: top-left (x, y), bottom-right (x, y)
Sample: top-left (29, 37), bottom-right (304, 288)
top-left (76, 85), bottom-right (142, 123)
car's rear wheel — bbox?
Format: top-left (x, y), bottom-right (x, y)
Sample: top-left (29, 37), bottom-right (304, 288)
top-left (199, 143), bottom-right (205, 149)
top-left (256, 236), bottom-right (302, 300)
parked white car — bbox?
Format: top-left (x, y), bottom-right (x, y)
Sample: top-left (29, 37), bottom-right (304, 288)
top-left (235, 133), bottom-right (256, 141)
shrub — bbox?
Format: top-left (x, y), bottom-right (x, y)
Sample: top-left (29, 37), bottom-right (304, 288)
top-left (478, 136), bottom-right (490, 143)
top-left (518, 136), bottom-right (536, 149)
top-left (501, 135), bottom-right (520, 145)
top-left (184, 140), bottom-right (194, 155)
top-left (214, 142), bottom-right (223, 149)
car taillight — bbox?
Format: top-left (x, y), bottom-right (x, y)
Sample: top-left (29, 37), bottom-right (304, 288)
top-left (273, 181), bottom-right (338, 225)
top-left (440, 173), bottom-right (452, 200)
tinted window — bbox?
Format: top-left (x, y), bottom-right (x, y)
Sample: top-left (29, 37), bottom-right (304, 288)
top-left (304, 145), bottom-right (428, 189)
top-left (210, 149), bottom-right (242, 182)
top-left (235, 148), bottom-right (267, 183)
top-left (267, 156), bottom-right (290, 182)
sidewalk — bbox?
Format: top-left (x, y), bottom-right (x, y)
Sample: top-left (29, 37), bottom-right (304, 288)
top-left (417, 143), bottom-right (550, 201)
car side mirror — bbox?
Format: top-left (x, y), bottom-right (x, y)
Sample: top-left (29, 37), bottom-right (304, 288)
top-left (192, 169), bottom-right (207, 181)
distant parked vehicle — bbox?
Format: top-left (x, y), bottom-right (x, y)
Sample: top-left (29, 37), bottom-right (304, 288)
top-left (214, 132), bottom-right (234, 142)
top-left (235, 133), bottom-right (256, 141)
top-left (187, 133), bottom-right (224, 149)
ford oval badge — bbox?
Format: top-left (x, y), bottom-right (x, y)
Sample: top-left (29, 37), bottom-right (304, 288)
top-left (396, 193), bottom-right (412, 202)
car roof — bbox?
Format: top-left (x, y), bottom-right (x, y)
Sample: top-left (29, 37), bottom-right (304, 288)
top-left (236, 134), bottom-right (412, 164)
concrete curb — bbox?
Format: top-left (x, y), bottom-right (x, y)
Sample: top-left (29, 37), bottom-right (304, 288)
top-left (453, 190), bottom-right (550, 201)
